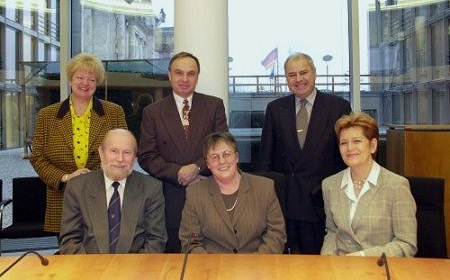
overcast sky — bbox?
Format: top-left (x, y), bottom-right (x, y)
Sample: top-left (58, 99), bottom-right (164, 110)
top-left (151, 0), bottom-right (372, 76)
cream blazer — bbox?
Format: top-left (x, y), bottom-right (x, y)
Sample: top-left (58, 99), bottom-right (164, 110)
top-left (321, 165), bottom-right (417, 257)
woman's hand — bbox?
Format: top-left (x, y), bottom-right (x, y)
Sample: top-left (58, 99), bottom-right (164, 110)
top-left (62, 168), bottom-right (91, 183)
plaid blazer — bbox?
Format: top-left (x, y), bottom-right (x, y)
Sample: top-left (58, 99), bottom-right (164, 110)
top-left (320, 166), bottom-right (417, 257)
top-left (30, 97), bottom-right (127, 233)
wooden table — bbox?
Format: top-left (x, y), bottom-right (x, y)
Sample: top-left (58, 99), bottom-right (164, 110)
top-left (0, 253), bottom-right (449, 279)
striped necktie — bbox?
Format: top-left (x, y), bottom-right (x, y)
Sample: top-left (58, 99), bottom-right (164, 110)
top-left (182, 99), bottom-right (190, 139)
top-left (108, 181), bottom-right (121, 253)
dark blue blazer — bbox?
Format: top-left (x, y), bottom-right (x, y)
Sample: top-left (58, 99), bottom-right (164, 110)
top-left (258, 91), bottom-right (351, 222)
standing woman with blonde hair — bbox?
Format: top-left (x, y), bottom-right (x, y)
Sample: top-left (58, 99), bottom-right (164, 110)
top-left (30, 53), bottom-right (127, 235)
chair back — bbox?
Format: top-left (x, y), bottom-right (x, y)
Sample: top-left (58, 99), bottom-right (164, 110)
top-left (1, 177), bottom-right (53, 238)
top-left (407, 176), bottom-right (447, 258)
top-left (249, 171), bottom-right (286, 215)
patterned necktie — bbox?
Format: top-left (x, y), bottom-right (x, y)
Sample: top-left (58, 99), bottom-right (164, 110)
top-left (108, 181), bottom-right (121, 253)
top-left (296, 99), bottom-right (309, 148)
top-left (182, 99), bottom-right (190, 139)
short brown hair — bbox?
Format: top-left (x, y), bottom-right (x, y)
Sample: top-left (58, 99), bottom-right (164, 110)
top-left (168, 51), bottom-right (200, 74)
top-left (203, 132), bottom-right (238, 159)
top-left (335, 112), bottom-right (379, 142)
top-left (67, 53), bottom-right (105, 84)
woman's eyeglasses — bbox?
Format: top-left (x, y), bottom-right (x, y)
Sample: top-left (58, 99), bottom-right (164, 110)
top-left (207, 150), bottom-right (235, 163)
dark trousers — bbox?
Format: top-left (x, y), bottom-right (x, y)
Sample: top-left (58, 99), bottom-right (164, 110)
top-left (286, 219), bottom-right (324, 254)
top-left (165, 227), bottom-right (182, 253)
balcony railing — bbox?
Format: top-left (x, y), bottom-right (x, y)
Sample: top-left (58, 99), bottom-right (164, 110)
top-left (228, 74), bottom-right (373, 96)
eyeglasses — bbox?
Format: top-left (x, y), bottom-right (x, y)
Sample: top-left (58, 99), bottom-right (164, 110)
top-left (207, 150), bottom-right (235, 163)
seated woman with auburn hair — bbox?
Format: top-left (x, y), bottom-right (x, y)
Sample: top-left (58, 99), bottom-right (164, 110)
top-left (321, 112), bottom-right (417, 257)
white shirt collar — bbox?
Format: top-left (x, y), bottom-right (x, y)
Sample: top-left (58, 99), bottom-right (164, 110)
top-left (173, 92), bottom-right (193, 104)
top-left (341, 161), bottom-right (381, 189)
top-left (173, 93), bottom-right (193, 120)
top-left (295, 88), bottom-right (317, 105)
top-left (103, 173), bottom-right (127, 191)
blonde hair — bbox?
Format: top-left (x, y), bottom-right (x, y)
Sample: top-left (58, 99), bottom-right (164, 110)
top-left (67, 53), bottom-right (105, 84)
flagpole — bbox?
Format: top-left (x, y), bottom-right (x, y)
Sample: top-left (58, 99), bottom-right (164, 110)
top-left (276, 48), bottom-right (279, 93)
top-left (261, 47), bottom-right (279, 93)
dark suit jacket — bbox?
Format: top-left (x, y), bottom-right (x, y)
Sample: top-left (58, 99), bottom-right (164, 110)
top-left (258, 91), bottom-right (351, 222)
top-left (30, 97), bottom-right (127, 232)
top-left (137, 92), bottom-right (228, 230)
top-left (59, 170), bottom-right (167, 254)
top-left (179, 172), bottom-right (286, 253)
top-left (321, 166), bottom-right (417, 257)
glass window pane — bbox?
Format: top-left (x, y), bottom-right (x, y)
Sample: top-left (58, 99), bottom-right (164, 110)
top-left (229, 0), bottom-right (349, 165)
top-left (1, 1), bottom-right (59, 149)
top-left (362, 0), bottom-right (449, 127)
top-left (71, 0), bottom-right (173, 142)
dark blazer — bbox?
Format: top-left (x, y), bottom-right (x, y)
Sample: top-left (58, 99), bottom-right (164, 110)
top-left (258, 91), bottom-right (351, 222)
top-left (59, 170), bottom-right (167, 254)
top-left (137, 92), bottom-right (228, 231)
top-left (321, 166), bottom-right (417, 257)
top-left (30, 97), bottom-right (127, 233)
top-left (179, 172), bottom-right (286, 253)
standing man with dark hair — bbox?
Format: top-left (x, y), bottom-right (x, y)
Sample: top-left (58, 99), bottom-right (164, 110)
top-left (258, 52), bottom-right (351, 254)
top-left (138, 51), bottom-right (228, 253)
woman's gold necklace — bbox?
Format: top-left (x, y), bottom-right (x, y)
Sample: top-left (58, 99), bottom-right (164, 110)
top-left (353, 179), bottom-right (366, 191)
top-left (223, 175), bottom-right (240, 212)
top-left (225, 195), bottom-right (239, 212)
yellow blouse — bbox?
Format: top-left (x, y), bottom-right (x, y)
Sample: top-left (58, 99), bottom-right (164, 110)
top-left (70, 96), bottom-right (92, 168)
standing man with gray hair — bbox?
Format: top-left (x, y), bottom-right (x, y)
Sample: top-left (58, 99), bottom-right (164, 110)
top-left (258, 52), bottom-right (351, 254)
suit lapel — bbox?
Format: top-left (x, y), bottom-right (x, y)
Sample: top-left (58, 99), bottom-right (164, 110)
top-left (208, 180), bottom-right (234, 232)
top-left (231, 174), bottom-right (250, 225)
top-left (335, 178), bottom-right (361, 242)
top-left (352, 172), bottom-right (382, 231)
top-left (161, 95), bottom-right (187, 155)
top-left (187, 93), bottom-right (205, 157)
top-left (278, 95), bottom-right (304, 167)
top-left (279, 95), bottom-right (301, 151)
top-left (86, 172), bottom-right (109, 253)
top-left (116, 172), bottom-right (141, 253)
top-left (59, 106), bottom-right (75, 151)
top-left (305, 93), bottom-right (331, 151)
top-left (88, 108), bottom-right (105, 152)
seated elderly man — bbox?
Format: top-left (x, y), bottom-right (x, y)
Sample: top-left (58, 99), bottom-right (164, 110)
top-left (59, 128), bottom-right (167, 254)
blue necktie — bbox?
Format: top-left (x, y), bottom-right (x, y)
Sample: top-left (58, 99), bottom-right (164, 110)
top-left (108, 181), bottom-right (121, 253)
